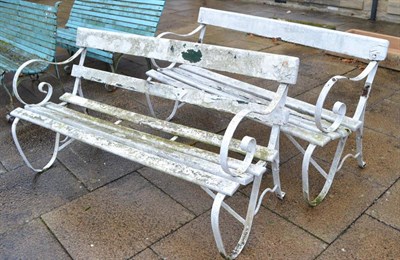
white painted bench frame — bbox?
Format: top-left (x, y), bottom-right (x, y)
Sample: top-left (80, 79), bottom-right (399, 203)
top-left (10, 28), bottom-right (299, 259)
top-left (145, 7), bottom-right (390, 207)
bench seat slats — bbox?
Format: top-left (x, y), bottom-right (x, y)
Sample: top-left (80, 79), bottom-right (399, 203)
top-left (71, 65), bottom-right (347, 146)
top-left (11, 107), bottom-right (240, 196)
top-left (60, 93), bottom-right (277, 164)
top-left (146, 68), bottom-right (351, 146)
top-left (178, 65), bottom-right (362, 131)
top-left (36, 102), bottom-right (259, 185)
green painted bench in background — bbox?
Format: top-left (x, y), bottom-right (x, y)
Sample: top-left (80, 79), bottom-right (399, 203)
top-left (0, 0), bottom-right (60, 110)
top-left (57, 0), bottom-right (166, 73)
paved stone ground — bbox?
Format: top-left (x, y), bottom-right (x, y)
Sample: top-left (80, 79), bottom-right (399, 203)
top-left (0, 0), bottom-right (399, 259)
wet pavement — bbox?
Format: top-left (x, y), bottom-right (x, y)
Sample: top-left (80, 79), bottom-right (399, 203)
top-left (0, 0), bottom-right (399, 259)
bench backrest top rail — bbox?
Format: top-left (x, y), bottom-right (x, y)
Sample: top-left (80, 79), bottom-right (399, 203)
top-left (0, 0), bottom-right (59, 61)
top-left (198, 7), bottom-right (389, 61)
top-left (76, 28), bottom-right (299, 84)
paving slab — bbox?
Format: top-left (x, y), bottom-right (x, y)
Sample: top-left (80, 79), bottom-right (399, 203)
top-left (139, 167), bottom-right (213, 216)
top-left (300, 65), bottom-right (400, 117)
top-left (152, 193), bottom-right (327, 259)
top-left (57, 142), bottom-right (142, 191)
top-left (367, 179), bottom-right (400, 230)
top-left (56, 92), bottom-right (152, 191)
top-left (42, 173), bottom-right (194, 259)
top-left (0, 219), bottom-right (71, 260)
top-left (131, 248), bottom-right (162, 260)
top-left (366, 92), bottom-right (400, 138)
top-left (309, 128), bottom-right (400, 188)
top-left (317, 215), bottom-right (400, 259)
top-left (243, 154), bottom-right (387, 243)
top-left (0, 159), bottom-right (86, 235)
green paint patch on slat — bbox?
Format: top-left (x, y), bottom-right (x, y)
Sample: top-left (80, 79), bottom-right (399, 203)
top-left (182, 49), bottom-right (203, 63)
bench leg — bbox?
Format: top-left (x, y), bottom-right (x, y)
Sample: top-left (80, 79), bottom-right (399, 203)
top-left (1, 74), bottom-right (14, 111)
top-left (11, 118), bottom-right (60, 172)
top-left (355, 128), bottom-right (367, 168)
top-left (145, 90), bottom-right (183, 121)
top-left (268, 125), bottom-right (285, 199)
top-left (209, 174), bottom-right (277, 259)
top-left (301, 137), bottom-right (348, 206)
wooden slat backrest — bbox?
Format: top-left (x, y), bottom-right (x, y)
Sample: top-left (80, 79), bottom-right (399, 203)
top-left (66, 0), bottom-right (165, 36)
top-left (0, 0), bottom-right (59, 61)
top-left (198, 7), bottom-right (389, 61)
top-left (76, 28), bottom-right (299, 84)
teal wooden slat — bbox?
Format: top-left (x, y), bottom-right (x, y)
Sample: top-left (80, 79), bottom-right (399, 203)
top-left (76, 0), bottom-right (165, 8)
top-left (0, 22), bottom-right (57, 48)
top-left (67, 17), bottom-right (156, 34)
top-left (69, 9), bottom-right (158, 27)
top-left (58, 0), bottom-right (165, 66)
top-left (73, 1), bottom-right (163, 14)
top-left (0, 2), bottom-right (58, 20)
top-left (0, 23), bottom-right (56, 57)
top-left (0, 0), bottom-right (58, 73)
top-left (72, 3), bottom-right (162, 21)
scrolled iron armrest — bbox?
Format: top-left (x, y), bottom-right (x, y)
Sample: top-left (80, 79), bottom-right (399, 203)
top-left (151, 24), bottom-right (206, 69)
top-left (219, 84), bottom-right (289, 177)
top-left (314, 61), bottom-right (378, 133)
top-left (219, 109), bottom-right (258, 177)
top-left (12, 48), bottom-right (85, 106)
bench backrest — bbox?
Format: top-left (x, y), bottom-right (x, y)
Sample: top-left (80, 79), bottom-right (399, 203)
top-left (76, 28), bottom-right (299, 84)
top-left (0, 0), bottom-right (59, 61)
top-left (65, 0), bottom-right (166, 37)
top-left (198, 8), bottom-right (389, 61)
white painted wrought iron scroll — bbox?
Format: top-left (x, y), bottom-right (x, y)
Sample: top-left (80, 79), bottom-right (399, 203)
top-left (11, 48), bottom-right (87, 173)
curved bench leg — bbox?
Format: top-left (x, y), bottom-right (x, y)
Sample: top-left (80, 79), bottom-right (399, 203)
top-left (211, 175), bottom-right (269, 259)
top-left (1, 74), bottom-right (14, 111)
top-left (302, 137), bottom-right (348, 206)
top-left (12, 118), bottom-right (60, 173)
top-left (144, 88), bottom-right (183, 121)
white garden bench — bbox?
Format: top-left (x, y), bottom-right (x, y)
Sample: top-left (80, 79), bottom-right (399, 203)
top-left (10, 28), bottom-right (299, 259)
top-left (145, 7), bottom-right (390, 207)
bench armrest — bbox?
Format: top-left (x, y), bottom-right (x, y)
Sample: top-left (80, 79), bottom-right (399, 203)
top-left (151, 25), bottom-right (206, 69)
top-left (314, 61), bottom-right (379, 133)
top-left (220, 84), bottom-right (289, 177)
top-left (13, 48), bottom-right (85, 106)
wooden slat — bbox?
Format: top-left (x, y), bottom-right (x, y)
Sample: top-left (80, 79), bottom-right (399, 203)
top-left (60, 93), bottom-right (277, 163)
top-left (178, 65), bottom-right (362, 131)
top-left (76, 28), bottom-right (299, 84)
top-left (198, 7), bottom-right (389, 61)
top-left (0, 0), bottom-right (58, 62)
top-left (71, 65), bottom-right (344, 146)
top-left (11, 107), bottom-right (240, 196)
top-left (38, 103), bottom-right (258, 184)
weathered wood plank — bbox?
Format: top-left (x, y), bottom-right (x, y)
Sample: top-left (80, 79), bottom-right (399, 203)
top-left (60, 93), bottom-right (277, 164)
top-left (11, 107), bottom-right (240, 196)
top-left (76, 27), bottom-right (300, 84)
top-left (198, 7), bottom-right (389, 61)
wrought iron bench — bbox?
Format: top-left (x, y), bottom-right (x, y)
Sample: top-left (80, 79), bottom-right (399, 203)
top-left (145, 7), bottom-right (390, 206)
top-left (0, 0), bottom-right (60, 109)
top-left (57, 0), bottom-right (166, 73)
top-left (10, 28), bottom-right (299, 259)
